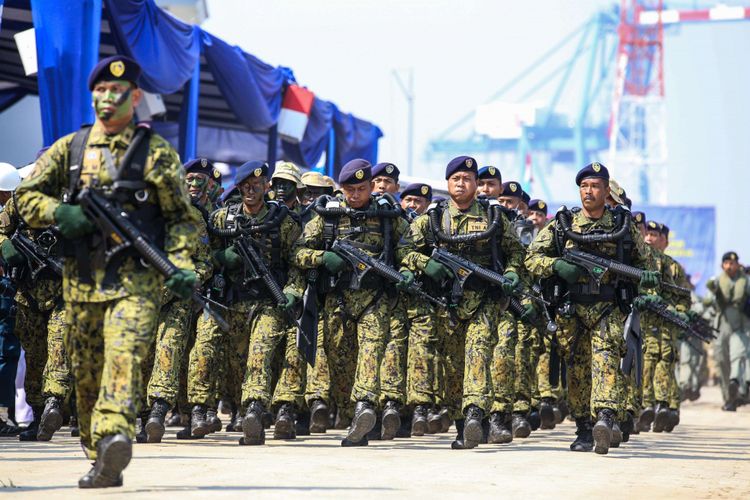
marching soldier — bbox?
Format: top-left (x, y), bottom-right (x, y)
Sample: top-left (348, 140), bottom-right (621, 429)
top-left (399, 156), bottom-right (526, 449)
top-left (525, 162), bottom-right (658, 455)
top-left (15, 56), bottom-right (199, 487)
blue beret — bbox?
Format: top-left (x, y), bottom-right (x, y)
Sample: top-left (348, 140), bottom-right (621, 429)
top-left (646, 220), bottom-right (662, 233)
top-left (529, 199), bottom-right (547, 215)
top-left (338, 159), bottom-right (372, 185)
top-left (372, 162), bottom-right (400, 180)
top-left (723, 251), bottom-right (739, 262)
top-left (401, 182), bottom-right (432, 201)
top-left (88, 55), bottom-right (141, 90)
top-left (184, 158), bottom-right (220, 180)
top-left (660, 223), bottom-right (670, 236)
top-left (445, 156), bottom-right (477, 180)
top-left (501, 181), bottom-right (523, 199)
top-left (478, 165), bottom-right (502, 181)
top-left (575, 162), bottom-right (609, 186)
top-left (234, 160), bottom-right (269, 185)
top-left (433, 195), bottom-right (446, 203)
top-left (521, 190), bottom-right (530, 205)
top-left (632, 211), bottom-right (646, 225)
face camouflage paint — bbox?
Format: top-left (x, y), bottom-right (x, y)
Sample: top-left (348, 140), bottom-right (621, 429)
top-left (92, 85), bottom-right (132, 121)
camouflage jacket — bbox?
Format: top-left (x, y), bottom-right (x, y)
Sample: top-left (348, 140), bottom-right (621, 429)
top-left (15, 121), bottom-right (199, 303)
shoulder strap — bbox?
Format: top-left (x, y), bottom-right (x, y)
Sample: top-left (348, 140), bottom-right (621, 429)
top-left (118, 125), bottom-right (153, 182)
top-left (66, 125), bottom-right (93, 200)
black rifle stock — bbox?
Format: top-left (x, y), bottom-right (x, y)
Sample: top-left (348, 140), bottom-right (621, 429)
top-left (233, 235), bottom-right (288, 307)
top-left (10, 229), bottom-right (63, 279)
top-left (76, 188), bottom-right (229, 331)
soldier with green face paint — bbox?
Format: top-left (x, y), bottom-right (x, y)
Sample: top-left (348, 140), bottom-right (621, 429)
top-left (15, 56), bottom-right (199, 488)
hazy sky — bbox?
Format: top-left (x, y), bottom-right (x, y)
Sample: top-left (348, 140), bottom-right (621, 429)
top-left (203, 0), bottom-right (750, 264)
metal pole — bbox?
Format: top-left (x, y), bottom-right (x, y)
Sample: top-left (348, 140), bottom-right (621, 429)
top-left (392, 68), bottom-right (414, 175)
top-left (179, 51), bottom-right (200, 162)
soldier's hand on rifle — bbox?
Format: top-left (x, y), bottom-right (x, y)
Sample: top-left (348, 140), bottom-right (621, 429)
top-left (215, 247), bottom-right (242, 270)
top-left (553, 259), bottom-right (583, 284)
top-left (396, 270), bottom-right (415, 291)
top-left (281, 292), bottom-right (299, 312)
top-left (520, 303), bottom-right (537, 322)
top-left (633, 294), bottom-right (662, 311)
top-left (674, 310), bottom-right (690, 323)
top-left (165, 269), bottom-right (197, 300)
top-left (0, 240), bottom-right (25, 267)
top-left (501, 271), bottom-right (520, 295)
top-left (423, 259), bottom-right (452, 283)
top-left (53, 204), bottom-right (95, 239)
top-left (639, 270), bottom-right (660, 290)
top-left (686, 310), bottom-right (700, 321)
top-left (321, 251), bottom-right (346, 273)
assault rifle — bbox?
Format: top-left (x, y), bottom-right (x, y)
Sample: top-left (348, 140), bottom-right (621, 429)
top-left (76, 188), bottom-right (229, 331)
top-left (233, 235), bottom-right (288, 308)
top-left (562, 248), bottom-right (691, 296)
top-left (331, 239), bottom-right (447, 308)
top-left (10, 228), bottom-right (63, 279)
top-left (640, 300), bottom-right (717, 343)
top-left (430, 247), bottom-right (550, 307)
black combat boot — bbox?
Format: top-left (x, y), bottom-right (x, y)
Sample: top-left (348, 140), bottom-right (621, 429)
top-left (78, 434), bottom-right (131, 489)
top-left (261, 410), bottom-right (273, 430)
top-left (652, 401), bottom-right (670, 433)
top-left (539, 398), bottom-right (556, 430)
top-left (206, 407), bottom-right (222, 433)
top-left (144, 399), bottom-right (170, 444)
top-left (570, 417), bottom-right (594, 452)
top-left (37, 396), bottom-right (64, 441)
top-left (511, 412), bottom-right (531, 439)
top-left (240, 401), bottom-right (266, 445)
top-left (165, 409), bottom-right (182, 427)
top-left (450, 418), bottom-right (467, 449)
top-left (18, 406), bottom-right (42, 441)
top-left (664, 408), bottom-right (679, 432)
top-left (426, 407), bottom-right (442, 434)
top-left (273, 403), bottom-right (296, 440)
top-left (334, 407), bottom-right (351, 430)
top-left (411, 404), bottom-right (429, 436)
top-left (189, 404), bottom-right (210, 437)
top-left (552, 405), bottom-right (563, 425)
top-left (558, 399), bottom-right (570, 421)
top-left (593, 408), bottom-right (615, 455)
top-left (295, 409), bottom-right (311, 436)
top-left (70, 415), bottom-right (80, 437)
top-left (381, 400), bottom-right (400, 440)
top-left (621, 411), bottom-right (635, 443)
top-left (487, 412), bottom-right (513, 444)
top-left (610, 421), bottom-right (622, 448)
top-left (395, 409), bottom-right (412, 438)
top-left (134, 412), bottom-right (148, 444)
top-left (638, 406), bottom-right (655, 432)
top-left (342, 400), bottom-right (376, 446)
top-left (528, 408), bottom-right (541, 431)
top-left (309, 399), bottom-right (328, 433)
top-left (462, 405), bottom-right (484, 449)
top-left (439, 407), bottom-right (452, 433)
top-left (366, 412), bottom-right (383, 441)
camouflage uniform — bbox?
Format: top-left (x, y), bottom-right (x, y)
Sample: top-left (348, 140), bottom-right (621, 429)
top-left (379, 293), bottom-right (409, 406)
top-left (293, 196), bottom-right (408, 415)
top-left (15, 121), bottom-right (197, 459)
top-left (0, 197), bottom-right (70, 410)
top-left (492, 311), bottom-right (517, 415)
top-left (147, 204), bottom-right (213, 408)
top-left (399, 199), bottom-right (525, 419)
top-left (525, 208), bottom-right (650, 419)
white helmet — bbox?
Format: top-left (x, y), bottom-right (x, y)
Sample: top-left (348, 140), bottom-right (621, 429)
top-left (0, 162), bottom-right (22, 191)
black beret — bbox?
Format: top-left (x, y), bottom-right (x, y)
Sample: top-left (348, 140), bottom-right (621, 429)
top-left (338, 159), bottom-right (372, 185)
top-left (372, 162), bottom-right (400, 180)
top-left (528, 199), bottom-right (547, 215)
top-left (88, 55), bottom-right (141, 90)
top-left (401, 183), bottom-right (432, 201)
top-left (184, 158), bottom-right (217, 179)
top-left (521, 191), bottom-right (530, 205)
top-left (501, 181), bottom-right (523, 199)
top-left (632, 211), bottom-right (646, 225)
top-left (646, 220), bottom-right (662, 232)
top-left (575, 162), bottom-right (609, 186)
top-left (660, 224), bottom-right (670, 236)
top-left (445, 156), bottom-right (477, 180)
top-left (477, 165), bottom-right (502, 181)
top-left (723, 251), bottom-right (739, 262)
top-left (433, 195), bottom-right (446, 203)
top-left (234, 160), bottom-right (268, 185)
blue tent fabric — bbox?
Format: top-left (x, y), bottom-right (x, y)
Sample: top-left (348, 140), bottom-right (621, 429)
top-left (0, 87), bottom-right (29, 113)
top-left (31, 0), bottom-right (101, 146)
top-left (333, 108), bottom-right (383, 168)
top-left (104, 0), bottom-right (199, 95)
top-left (200, 31), bottom-right (289, 132)
top-left (282, 97), bottom-right (335, 167)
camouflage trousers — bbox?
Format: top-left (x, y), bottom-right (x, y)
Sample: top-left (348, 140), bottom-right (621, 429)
top-left (241, 303), bottom-right (305, 411)
top-left (187, 310), bottom-right (226, 408)
top-left (491, 310), bottom-right (516, 415)
top-left (438, 300), bottom-right (501, 420)
top-left (536, 332), bottom-right (566, 401)
top-left (305, 289), bottom-right (388, 417)
top-left (147, 298), bottom-right (195, 408)
top-left (14, 301), bottom-right (70, 408)
top-left (379, 293), bottom-right (409, 405)
top-left (65, 295), bottom-right (159, 460)
top-left (406, 299), bottom-right (440, 407)
top-left (642, 316), bottom-right (678, 407)
top-left (556, 303), bottom-right (627, 419)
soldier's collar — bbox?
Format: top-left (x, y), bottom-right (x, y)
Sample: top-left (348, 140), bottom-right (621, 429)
top-left (242, 201), bottom-right (269, 220)
top-left (87, 121), bottom-right (135, 148)
top-left (447, 198), bottom-right (483, 218)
